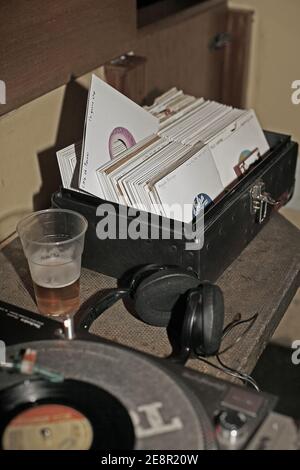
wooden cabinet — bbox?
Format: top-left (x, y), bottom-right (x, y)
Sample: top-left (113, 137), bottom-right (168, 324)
top-left (136, 1), bottom-right (228, 102)
top-left (0, 0), bottom-right (251, 115)
top-left (0, 0), bottom-right (136, 116)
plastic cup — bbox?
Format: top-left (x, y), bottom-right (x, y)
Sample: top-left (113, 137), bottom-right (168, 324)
top-left (17, 209), bottom-right (88, 318)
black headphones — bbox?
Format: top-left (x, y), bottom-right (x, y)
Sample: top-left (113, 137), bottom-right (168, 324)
top-left (80, 264), bottom-right (224, 364)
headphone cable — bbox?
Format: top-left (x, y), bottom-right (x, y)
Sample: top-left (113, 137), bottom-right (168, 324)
top-left (216, 354), bottom-right (259, 391)
top-left (196, 353), bottom-right (260, 391)
top-left (218, 312), bottom-right (259, 356)
top-left (196, 312), bottom-right (260, 391)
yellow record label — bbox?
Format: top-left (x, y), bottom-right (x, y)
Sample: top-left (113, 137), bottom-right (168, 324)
top-left (2, 404), bottom-right (94, 450)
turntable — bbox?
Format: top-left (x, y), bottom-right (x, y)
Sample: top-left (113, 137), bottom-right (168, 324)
top-left (0, 301), bottom-right (299, 450)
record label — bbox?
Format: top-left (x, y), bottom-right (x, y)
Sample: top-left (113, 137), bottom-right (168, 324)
top-left (2, 404), bottom-right (93, 450)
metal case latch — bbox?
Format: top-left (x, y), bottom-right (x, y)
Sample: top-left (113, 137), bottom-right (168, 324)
top-left (250, 181), bottom-right (279, 224)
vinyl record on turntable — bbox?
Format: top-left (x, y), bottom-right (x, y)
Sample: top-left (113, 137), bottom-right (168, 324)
top-left (0, 340), bottom-right (217, 450)
top-left (0, 378), bottom-right (134, 450)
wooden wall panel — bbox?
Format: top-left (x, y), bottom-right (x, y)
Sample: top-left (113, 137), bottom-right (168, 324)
top-left (221, 8), bottom-right (254, 108)
top-left (0, 0), bottom-right (136, 116)
top-left (135, 1), bottom-right (228, 103)
top-left (0, 0), bottom-right (243, 115)
top-left (104, 55), bottom-right (147, 104)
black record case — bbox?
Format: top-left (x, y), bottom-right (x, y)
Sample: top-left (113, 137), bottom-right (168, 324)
top-left (52, 131), bottom-right (298, 282)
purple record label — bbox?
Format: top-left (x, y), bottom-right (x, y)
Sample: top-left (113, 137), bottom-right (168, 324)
top-left (109, 127), bottom-right (136, 159)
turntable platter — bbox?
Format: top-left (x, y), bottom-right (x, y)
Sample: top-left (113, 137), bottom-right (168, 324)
top-left (0, 340), bottom-right (216, 450)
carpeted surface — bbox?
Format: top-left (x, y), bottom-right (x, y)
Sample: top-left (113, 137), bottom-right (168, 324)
top-left (253, 343), bottom-right (300, 419)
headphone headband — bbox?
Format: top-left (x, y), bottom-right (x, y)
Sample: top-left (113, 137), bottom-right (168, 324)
top-left (130, 264), bottom-right (199, 292)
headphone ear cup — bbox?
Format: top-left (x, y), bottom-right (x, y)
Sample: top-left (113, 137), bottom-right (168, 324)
top-left (177, 288), bottom-right (201, 362)
top-left (134, 268), bottom-right (200, 327)
top-left (194, 283), bottom-right (224, 356)
top-left (179, 283), bottom-right (224, 361)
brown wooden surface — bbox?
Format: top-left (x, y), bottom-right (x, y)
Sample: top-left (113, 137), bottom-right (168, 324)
top-left (0, 0), bottom-right (136, 116)
top-left (0, 0), bottom-right (231, 115)
top-left (105, 1), bottom-right (228, 104)
top-left (0, 213), bottom-right (299, 383)
top-left (104, 55), bottom-right (147, 104)
top-left (221, 8), bottom-right (254, 108)
top-left (136, 1), bottom-right (228, 103)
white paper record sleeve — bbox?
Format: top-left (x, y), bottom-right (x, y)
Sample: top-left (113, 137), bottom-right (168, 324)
top-left (152, 146), bottom-right (223, 223)
top-left (79, 74), bottom-right (159, 198)
top-left (209, 110), bottom-right (270, 188)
